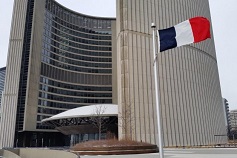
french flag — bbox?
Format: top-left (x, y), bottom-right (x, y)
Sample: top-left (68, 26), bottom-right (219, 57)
top-left (158, 17), bottom-right (211, 52)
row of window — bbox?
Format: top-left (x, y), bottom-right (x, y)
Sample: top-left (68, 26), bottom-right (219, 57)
top-left (39, 84), bottom-right (112, 98)
top-left (45, 1), bottom-right (112, 30)
top-left (40, 77), bottom-right (112, 91)
top-left (0, 69), bottom-right (5, 92)
top-left (39, 90), bottom-right (112, 99)
top-left (43, 32), bottom-right (112, 51)
top-left (48, 26), bottom-right (112, 46)
top-left (38, 99), bottom-right (83, 109)
top-left (39, 92), bottom-right (112, 103)
top-left (50, 21), bottom-right (112, 40)
top-left (51, 14), bottom-right (112, 32)
top-left (39, 87), bottom-right (110, 97)
top-left (43, 41), bottom-right (112, 60)
top-left (38, 96), bottom-right (112, 106)
top-left (44, 17), bottom-right (111, 43)
top-left (38, 107), bottom-right (65, 116)
top-left (43, 44), bottom-right (112, 60)
top-left (41, 55), bottom-right (112, 73)
top-left (36, 122), bottom-right (54, 129)
top-left (71, 133), bottom-right (107, 144)
top-left (40, 64), bottom-right (112, 85)
top-left (42, 49), bottom-right (112, 68)
top-left (44, 16), bottom-right (112, 39)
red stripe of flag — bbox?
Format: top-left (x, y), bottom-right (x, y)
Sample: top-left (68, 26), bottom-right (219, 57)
top-left (189, 17), bottom-right (211, 43)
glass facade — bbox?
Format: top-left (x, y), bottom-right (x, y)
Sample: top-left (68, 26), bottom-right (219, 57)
top-left (0, 67), bottom-right (6, 109)
top-left (70, 133), bottom-right (106, 146)
top-left (37, 0), bottom-right (114, 130)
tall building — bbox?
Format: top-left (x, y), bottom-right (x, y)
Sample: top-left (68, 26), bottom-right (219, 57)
top-left (223, 98), bottom-right (231, 137)
top-left (0, 67), bottom-right (6, 116)
top-left (230, 110), bottom-right (237, 137)
top-left (116, 0), bottom-right (226, 146)
top-left (0, 0), bottom-right (227, 148)
top-left (0, 0), bottom-right (115, 148)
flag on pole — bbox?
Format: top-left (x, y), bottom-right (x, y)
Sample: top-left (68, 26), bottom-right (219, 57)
top-left (158, 17), bottom-right (211, 52)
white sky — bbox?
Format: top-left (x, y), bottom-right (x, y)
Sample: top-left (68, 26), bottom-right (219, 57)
top-left (0, 0), bottom-right (236, 110)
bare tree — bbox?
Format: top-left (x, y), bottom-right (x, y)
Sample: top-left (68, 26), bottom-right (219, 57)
top-left (90, 105), bottom-right (108, 140)
top-left (118, 102), bottom-right (135, 139)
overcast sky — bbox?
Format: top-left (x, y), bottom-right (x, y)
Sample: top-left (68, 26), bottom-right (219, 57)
top-left (0, 0), bottom-right (236, 110)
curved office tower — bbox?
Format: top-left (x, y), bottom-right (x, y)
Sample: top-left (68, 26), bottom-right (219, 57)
top-left (117, 0), bottom-right (227, 146)
top-left (0, 0), bottom-right (115, 148)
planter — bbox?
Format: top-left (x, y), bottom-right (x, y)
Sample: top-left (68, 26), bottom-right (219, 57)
top-left (72, 144), bottom-right (159, 155)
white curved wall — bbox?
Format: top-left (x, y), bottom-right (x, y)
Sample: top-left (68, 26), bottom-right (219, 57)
top-left (116, 0), bottom-right (226, 146)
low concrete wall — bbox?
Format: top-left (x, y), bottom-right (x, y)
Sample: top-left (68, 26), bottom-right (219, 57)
top-left (19, 148), bottom-right (78, 158)
top-left (80, 153), bottom-right (159, 158)
top-left (0, 148), bottom-right (159, 158)
top-left (0, 149), bottom-right (21, 158)
top-left (5, 148), bottom-right (20, 155)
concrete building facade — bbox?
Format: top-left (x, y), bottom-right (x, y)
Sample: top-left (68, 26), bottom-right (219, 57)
top-left (230, 110), bottom-right (237, 134)
top-left (0, 0), bottom-right (227, 148)
top-left (116, 0), bottom-right (226, 146)
top-left (0, 0), bottom-right (115, 148)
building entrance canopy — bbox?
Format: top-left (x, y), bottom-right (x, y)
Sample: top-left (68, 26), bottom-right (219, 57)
top-left (41, 104), bottom-right (118, 135)
top-left (42, 104), bottom-right (118, 122)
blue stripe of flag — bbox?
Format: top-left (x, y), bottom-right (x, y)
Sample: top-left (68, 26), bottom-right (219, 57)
top-left (158, 27), bottom-right (177, 52)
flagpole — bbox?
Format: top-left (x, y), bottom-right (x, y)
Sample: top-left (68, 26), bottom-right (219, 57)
top-left (151, 23), bottom-right (164, 158)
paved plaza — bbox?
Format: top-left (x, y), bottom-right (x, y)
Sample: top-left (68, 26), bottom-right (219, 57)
top-left (164, 148), bottom-right (237, 158)
top-left (81, 148), bottom-right (237, 158)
